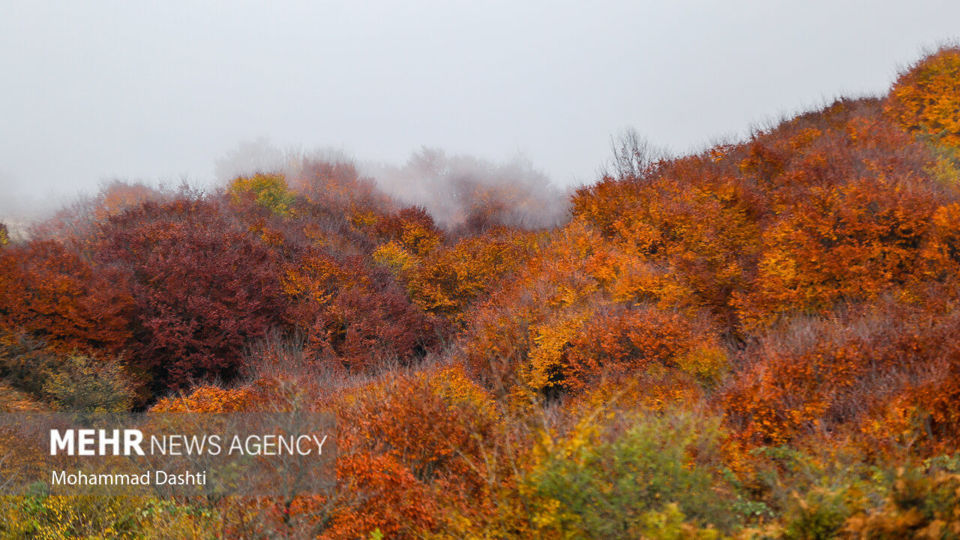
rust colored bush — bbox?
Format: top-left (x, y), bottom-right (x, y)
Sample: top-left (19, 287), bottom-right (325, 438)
top-left (328, 452), bottom-right (438, 538)
top-left (326, 366), bottom-right (502, 537)
top-left (0, 240), bottom-right (133, 355)
top-left (289, 158), bottom-right (393, 217)
top-left (374, 206), bottom-right (444, 256)
top-left (719, 303), bottom-right (960, 449)
top-left (338, 367), bottom-right (498, 486)
top-left (562, 306), bottom-right (715, 391)
top-left (282, 251), bottom-right (438, 370)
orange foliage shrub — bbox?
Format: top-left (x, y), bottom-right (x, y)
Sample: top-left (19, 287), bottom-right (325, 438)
top-left (329, 452), bottom-right (438, 538)
top-left (150, 384), bottom-right (258, 413)
top-left (564, 96), bottom-right (949, 334)
top-left (923, 202), bottom-right (960, 277)
top-left (460, 220), bottom-right (720, 399)
top-left (735, 177), bottom-right (942, 330)
top-left (868, 308), bottom-right (960, 456)
top-left (886, 46), bottom-right (960, 147)
top-left (562, 306), bottom-right (724, 392)
top-left (565, 368), bottom-right (706, 419)
top-left (383, 228), bottom-right (537, 324)
top-left (460, 220), bottom-right (725, 393)
top-left (736, 98), bottom-right (933, 196)
top-left (374, 206), bottom-right (444, 256)
top-left (721, 317), bottom-right (872, 447)
top-left (572, 169), bottom-right (763, 324)
top-left (458, 223), bottom-right (610, 396)
top-left (91, 181), bottom-right (162, 221)
top-left (327, 366), bottom-right (503, 536)
top-left (337, 367), bottom-right (499, 492)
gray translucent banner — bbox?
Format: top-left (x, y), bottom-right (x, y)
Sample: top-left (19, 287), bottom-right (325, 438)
top-left (0, 412), bottom-right (336, 496)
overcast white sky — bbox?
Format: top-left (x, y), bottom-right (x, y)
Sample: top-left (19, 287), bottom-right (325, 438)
top-left (2, 1), bottom-right (959, 217)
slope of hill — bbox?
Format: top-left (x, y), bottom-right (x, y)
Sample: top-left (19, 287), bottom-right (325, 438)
top-left (1, 47), bottom-right (959, 538)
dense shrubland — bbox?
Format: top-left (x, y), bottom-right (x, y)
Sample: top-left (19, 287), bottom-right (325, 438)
top-left (1, 47), bottom-right (960, 538)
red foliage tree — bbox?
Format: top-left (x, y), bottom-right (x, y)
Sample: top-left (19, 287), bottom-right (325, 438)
top-left (95, 197), bottom-right (287, 390)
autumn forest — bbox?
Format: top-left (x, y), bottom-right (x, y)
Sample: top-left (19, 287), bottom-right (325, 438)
top-left (1, 47), bottom-right (960, 538)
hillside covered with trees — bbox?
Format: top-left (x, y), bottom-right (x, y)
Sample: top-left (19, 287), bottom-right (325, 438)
top-left (1, 47), bottom-right (959, 538)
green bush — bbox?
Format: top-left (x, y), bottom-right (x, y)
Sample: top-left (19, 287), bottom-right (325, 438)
top-left (525, 410), bottom-right (739, 537)
top-left (783, 488), bottom-right (849, 540)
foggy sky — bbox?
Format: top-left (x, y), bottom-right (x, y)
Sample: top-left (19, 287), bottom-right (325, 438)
top-left (2, 0), bottom-right (959, 219)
